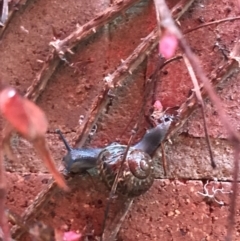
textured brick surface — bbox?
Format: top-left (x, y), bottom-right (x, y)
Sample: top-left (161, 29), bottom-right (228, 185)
top-left (1, 0), bottom-right (240, 240)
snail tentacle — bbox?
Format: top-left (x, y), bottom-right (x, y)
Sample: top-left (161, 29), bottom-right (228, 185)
top-left (57, 129), bottom-right (102, 173)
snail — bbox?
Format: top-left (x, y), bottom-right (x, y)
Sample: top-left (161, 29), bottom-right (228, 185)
top-left (57, 115), bottom-right (173, 197)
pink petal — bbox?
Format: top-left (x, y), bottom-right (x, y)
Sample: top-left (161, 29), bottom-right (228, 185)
top-left (153, 100), bottom-right (163, 112)
top-left (0, 87), bottom-right (48, 139)
top-left (159, 32), bottom-right (178, 59)
top-left (63, 231), bottom-right (82, 241)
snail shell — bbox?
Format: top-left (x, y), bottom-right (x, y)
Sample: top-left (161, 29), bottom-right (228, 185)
top-left (97, 144), bottom-right (154, 197)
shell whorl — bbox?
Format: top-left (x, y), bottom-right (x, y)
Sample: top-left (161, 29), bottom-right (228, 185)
top-left (127, 149), bottom-right (152, 179)
top-left (97, 144), bottom-right (154, 197)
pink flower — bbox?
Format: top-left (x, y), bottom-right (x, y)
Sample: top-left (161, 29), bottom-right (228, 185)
top-left (63, 231), bottom-right (82, 241)
top-left (159, 32), bottom-right (178, 59)
top-left (153, 100), bottom-right (163, 112)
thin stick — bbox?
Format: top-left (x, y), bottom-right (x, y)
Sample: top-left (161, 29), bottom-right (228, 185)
top-left (167, 56), bottom-right (239, 139)
top-left (0, 0), bottom-right (8, 25)
top-left (0, 0), bottom-right (34, 40)
top-left (226, 147), bottom-right (240, 241)
top-left (154, 1), bottom-right (240, 240)
top-left (102, 198), bottom-right (133, 241)
top-left (50, 0), bottom-right (140, 56)
top-left (24, 0), bottom-right (191, 105)
top-left (25, 0), bottom-right (140, 102)
top-left (76, 29), bottom-right (159, 147)
top-left (160, 55), bottom-right (182, 68)
top-left (174, 0), bottom-right (194, 21)
top-left (161, 143), bottom-right (167, 176)
top-left (182, 36), bottom-right (239, 143)
top-left (100, 54), bottom-right (173, 239)
top-left (183, 54), bottom-right (216, 168)
top-left (11, 1), bottom-right (239, 240)
top-left (11, 182), bottom-right (58, 240)
top-left (11, 48), bottom-right (239, 241)
top-left (7, 209), bottom-right (30, 233)
top-left (100, 47), bottom-right (181, 237)
top-left (100, 130), bottom-right (135, 241)
top-left (25, 53), bottom-right (61, 102)
top-left (0, 149), bottom-right (10, 241)
top-left (154, 0), bottom-right (240, 142)
top-left (184, 16), bottom-right (240, 35)
top-left (76, 1), bottom-right (193, 147)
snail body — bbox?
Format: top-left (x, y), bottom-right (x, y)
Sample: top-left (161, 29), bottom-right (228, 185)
top-left (63, 148), bottom-right (102, 173)
top-left (57, 116), bottom-right (172, 197)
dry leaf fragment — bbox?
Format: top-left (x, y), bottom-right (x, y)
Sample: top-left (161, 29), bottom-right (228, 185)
top-left (0, 87), bottom-right (69, 191)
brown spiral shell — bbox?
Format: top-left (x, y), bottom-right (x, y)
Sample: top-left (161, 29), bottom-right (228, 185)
top-left (97, 144), bottom-right (154, 197)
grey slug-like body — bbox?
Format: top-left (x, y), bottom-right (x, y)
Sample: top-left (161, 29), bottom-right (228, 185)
top-left (57, 116), bottom-right (172, 197)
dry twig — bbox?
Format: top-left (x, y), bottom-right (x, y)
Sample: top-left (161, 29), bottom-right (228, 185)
top-left (0, 150), bottom-right (10, 241)
top-left (25, 0), bottom-right (140, 102)
top-left (49, 0), bottom-right (140, 57)
top-left (184, 16), bottom-right (240, 35)
top-left (153, 0), bottom-right (240, 240)
top-left (0, 88), bottom-right (69, 240)
top-left (102, 198), bottom-right (133, 241)
top-left (0, 0), bottom-right (8, 25)
top-left (11, 1), bottom-right (193, 239)
top-left (75, 28), bottom-right (159, 147)
top-left (11, 48), bottom-right (239, 241)
top-left (100, 127), bottom-right (136, 241)
top-left (0, 88), bottom-right (68, 191)
top-left (75, 0), bottom-right (194, 147)
top-left (10, 1), bottom-right (240, 240)
top-left (11, 182), bottom-right (59, 239)
top-left (0, 0), bottom-right (32, 39)
top-left (183, 54), bottom-right (216, 168)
